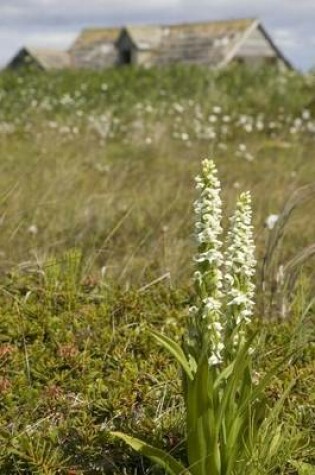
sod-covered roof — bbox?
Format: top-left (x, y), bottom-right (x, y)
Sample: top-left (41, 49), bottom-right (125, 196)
top-left (70, 27), bottom-right (121, 51)
top-left (26, 48), bottom-right (71, 69)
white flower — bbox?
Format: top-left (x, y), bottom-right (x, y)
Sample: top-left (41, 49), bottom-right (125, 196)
top-left (203, 297), bottom-right (221, 312)
top-left (302, 109), bottom-right (310, 120)
top-left (256, 120), bottom-right (264, 131)
top-left (265, 214), bottom-right (279, 230)
top-left (27, 224), bottom-right (38, 236)
top-left (213, 106), bottom-right (222, 114)
top-left (244, 123), bottom-right (253, 133)
top-left (208, 353), bottom-right (222, 366)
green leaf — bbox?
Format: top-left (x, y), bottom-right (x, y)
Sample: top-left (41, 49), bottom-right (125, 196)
top-left (185, 355), bottom-right (221, 475)
top-left (290, 461), bottom-right (315, 474)
top-left (148, 329), bottom-right (194, 381)
top-left (213, 360), bottom-right (235, 390)
top-left (111, 431), bottom-right (190, 475)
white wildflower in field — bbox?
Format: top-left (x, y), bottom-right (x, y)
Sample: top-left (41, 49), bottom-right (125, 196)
top-left (224, 192), bottom-right (256, 348)
top-left (245, 152), bottom-right (254, 162)
top-left (256, 120), bottom-right (264, 131)
top-left (265, 214), bottom-right (279, 230)
top-left (28, 224), bottom-right (38, 236)
top-left (222, 115), bottom-right (231, 123)
top-left (60, 94), bottom-right (73, 106)
top-left (294, 118), bottom-right (302, 128)
top-left (213, 106), bottom-right (222, 114)
top-left (192, 159), bottom-right (224, 365)
top-left (173, 103), bottom-right (184, 114)
top-left (208, 114), bottom-right (217, 123)
top-left (244, 123), bottom-right (253, 133)
top-left (302, 109), bottom-right (310, 120)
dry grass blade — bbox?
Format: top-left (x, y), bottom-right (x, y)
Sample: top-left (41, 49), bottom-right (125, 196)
top-left (260, 184), bottom-right (315, 318)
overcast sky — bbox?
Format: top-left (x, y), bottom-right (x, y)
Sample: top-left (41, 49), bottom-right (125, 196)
top-left (0, 0), bottom-right (314, 70)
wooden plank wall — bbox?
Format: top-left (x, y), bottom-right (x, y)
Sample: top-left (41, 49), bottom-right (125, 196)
top-left (236, 27), bottom-right (277, 58)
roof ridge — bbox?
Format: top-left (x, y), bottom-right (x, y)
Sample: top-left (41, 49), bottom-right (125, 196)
top-left (79, 17), bottom-right (257, 34)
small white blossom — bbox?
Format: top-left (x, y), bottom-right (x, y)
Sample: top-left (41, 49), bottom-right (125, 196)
top-left (27, 224), bottom-right (38, 236)
top-left (213, 106), bottom-right (222, 114)
top-left (302, 109), bottom-right (311, 120)
top-left (265, 214), bottom-right (279, 230)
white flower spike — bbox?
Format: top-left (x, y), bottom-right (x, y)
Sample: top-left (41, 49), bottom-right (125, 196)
top-left (224, 191), bottom-right (256, 349)
top-left (191, 159), bottom-right (224, 366)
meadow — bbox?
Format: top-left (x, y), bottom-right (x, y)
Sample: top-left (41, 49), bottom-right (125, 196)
top-left (0, 65), bottom-right (314, 474)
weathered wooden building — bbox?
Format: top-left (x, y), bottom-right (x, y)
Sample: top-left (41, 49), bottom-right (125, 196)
top-left (69, 27), bottom-right (120, 69)
top-left (70, 18), bottom-right (292, 70)
top-left (7, 47), bottom-right (71, 71)
top-left (7, 18), bottom-right (292, 71)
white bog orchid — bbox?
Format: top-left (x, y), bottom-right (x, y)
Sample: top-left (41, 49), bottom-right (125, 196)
top-left (191, 159), bottom-right (224, 365)
top-left (224, 191), bottom-right (256, 349)
top-left (191, 165), bottom-right (256, 363)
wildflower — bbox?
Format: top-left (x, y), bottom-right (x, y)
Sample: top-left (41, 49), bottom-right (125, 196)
top-left (191, 159), bottom-right (224, 365)
top-left (245, 152), bottom-right (254, 162)
top-left (213, 106), bottom-right (222, 114)
top-left (265, 214), bottom-right (279, 230)
top-left (27, 224), bottom-right (38, 236)
top-left (256, 120), bottom-right (264, 131)
top-left (302, 109), bottom-right (310, 120)
top-left (244, 123), bottom-right (253, 133)
top-left (222, 115), bottom-right (231, 123)
top-left (208, 114), bottom-right (217, 123)
top-left (173, 103), bottom-right (184, 114)
top-left (224, 192), bottom-right (256, 349)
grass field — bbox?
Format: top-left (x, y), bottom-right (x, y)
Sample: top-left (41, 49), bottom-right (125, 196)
top-left (0, 65), bottom-right (314, 474)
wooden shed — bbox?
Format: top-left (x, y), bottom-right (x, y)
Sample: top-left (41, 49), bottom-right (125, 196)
top-left (115, 19), bottom-right (292, 70)
top-left (7, 47), bottom-right (71, 71)
top-left (69, 27), bottom-right (121, 69)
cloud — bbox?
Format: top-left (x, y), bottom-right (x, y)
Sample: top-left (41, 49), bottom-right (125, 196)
top-left (273, 29), bottom-right (298, 49)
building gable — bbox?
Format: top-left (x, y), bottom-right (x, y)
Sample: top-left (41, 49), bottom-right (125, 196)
top-left (7, 47), bottom-right (70, 71)
top-left (70, 27), bottom-right (120, 69)
top-left (223, 22), bottom-right (292, 69)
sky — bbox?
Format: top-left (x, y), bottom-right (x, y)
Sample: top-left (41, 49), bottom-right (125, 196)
top-left (0, 0), bottom-right (314, 71)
